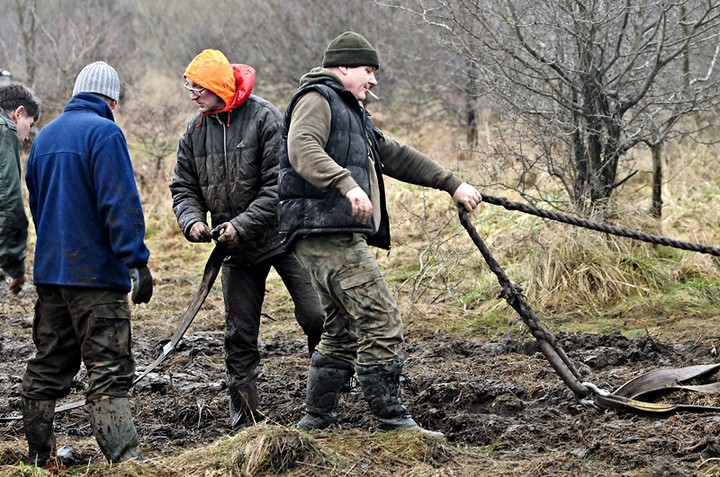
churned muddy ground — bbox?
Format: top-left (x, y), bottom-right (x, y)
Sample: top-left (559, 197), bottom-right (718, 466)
top-left (2, 283), bottom-right (720, 476)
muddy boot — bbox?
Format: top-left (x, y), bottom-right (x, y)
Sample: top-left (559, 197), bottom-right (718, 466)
top-left (22, 398), bottom-right (56, 467)
top-left (229, 367), bottom-right (261, 430)
top-left (356, 359), bottom-right (444, 439)
top-left (87, 397), bottom-right (143, 462)
top-left (297, 352), bottom-right (354, 430)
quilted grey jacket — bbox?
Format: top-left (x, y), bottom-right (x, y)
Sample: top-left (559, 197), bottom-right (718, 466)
top-left (170, 95), bottom-right (284, 266)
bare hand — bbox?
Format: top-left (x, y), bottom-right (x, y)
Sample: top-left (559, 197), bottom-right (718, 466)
top-left (452, 182), bottom-right (483, 212)
top-left (344, 186), bottom-right (373, 224)
top-left (9, 275), bottom-right (25, 294)
top-left (211, 222), bottom-right (240, 248)
top-left (189, 222), bottom-right (212, 242)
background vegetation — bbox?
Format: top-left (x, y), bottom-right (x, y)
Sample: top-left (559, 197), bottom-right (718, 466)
top-left (3, 1), bottom-right (720, 475)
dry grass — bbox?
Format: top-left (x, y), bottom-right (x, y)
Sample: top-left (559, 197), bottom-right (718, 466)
top-left (1, 426), bottom-right (488, 477)
top-left (372, 119), bottom-right (720, 343)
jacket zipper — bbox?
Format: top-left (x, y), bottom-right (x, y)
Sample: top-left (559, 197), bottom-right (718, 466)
top-left (213, 114), bottom-right (238, 219)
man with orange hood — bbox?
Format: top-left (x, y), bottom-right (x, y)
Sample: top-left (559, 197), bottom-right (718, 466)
top-left (170, 49), bottom-right (324, 429)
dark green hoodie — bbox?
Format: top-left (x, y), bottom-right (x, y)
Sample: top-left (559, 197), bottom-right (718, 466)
top-left (0, 109), bottom-right (27, 278)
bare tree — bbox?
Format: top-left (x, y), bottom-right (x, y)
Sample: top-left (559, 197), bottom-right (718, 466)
top-left (118, 0), bottom-right (417, 103)
top-left (1, 1), bottom-right (462, 119)
top-left (389, 0), bottom-right (720, 216)
top-left (1, 0), bottom-right (141, 117)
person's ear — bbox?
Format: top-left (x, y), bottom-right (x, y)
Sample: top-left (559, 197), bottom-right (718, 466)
top-left (109, 99), bottom-right (117, 111)
top-left (11, 105), bottom-right (25, 122)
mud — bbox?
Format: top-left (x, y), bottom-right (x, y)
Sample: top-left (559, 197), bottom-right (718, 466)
top-left (2, 285), bottom-right (720, 475)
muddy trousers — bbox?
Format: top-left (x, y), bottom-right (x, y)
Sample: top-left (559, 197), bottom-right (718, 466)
top-left (222, 252), bottom-right (324, 380)
top-left (297, 352), bottom-right (354, 430)
top-left (356, 359), bottom-right (444, 438)
top-left (22, 398), bottom-right (56, 467)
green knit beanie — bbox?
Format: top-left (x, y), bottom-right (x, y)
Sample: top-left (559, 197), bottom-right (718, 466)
top-left (322, 31), bottom-right (380, 70)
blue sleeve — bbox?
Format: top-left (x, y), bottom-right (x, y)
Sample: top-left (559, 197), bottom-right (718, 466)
top-left (91, 127), bottom-right (150, 268)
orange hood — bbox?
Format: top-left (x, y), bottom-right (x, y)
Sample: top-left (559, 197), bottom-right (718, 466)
top-left (184, 49), bottom-right (255, 114)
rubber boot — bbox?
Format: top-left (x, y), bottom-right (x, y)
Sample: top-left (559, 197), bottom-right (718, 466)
top-left (229, 367), bottom-right (261, 429)
top-left (87, 397), bottom-right (143, 462)
top-left (356, 359), bottom-right (445, 439)
top-left (296, 352), bottom-right (354, 430)
top-left (22, 398), bottom-right (56, 467)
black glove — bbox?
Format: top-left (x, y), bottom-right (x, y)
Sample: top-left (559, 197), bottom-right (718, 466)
top-left (130, 266), bottom-right (153, 304)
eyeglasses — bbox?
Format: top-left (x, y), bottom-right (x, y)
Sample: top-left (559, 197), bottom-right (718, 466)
top-left (184, 82), bottom-right (206, 96)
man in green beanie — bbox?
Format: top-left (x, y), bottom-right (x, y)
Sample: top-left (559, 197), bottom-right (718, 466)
top-left (278, 31), bottom-right (482, 438)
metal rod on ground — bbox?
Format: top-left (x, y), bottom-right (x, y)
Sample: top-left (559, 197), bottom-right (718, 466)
top-left (0, 245), bottom-right (226, 422)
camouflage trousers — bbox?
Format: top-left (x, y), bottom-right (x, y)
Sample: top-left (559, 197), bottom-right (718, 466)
top-left (293, 233), bottom-right (404, 367)
top-left (22, 286), bottom-right (136, 401)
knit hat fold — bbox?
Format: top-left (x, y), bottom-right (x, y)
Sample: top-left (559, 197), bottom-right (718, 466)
top-left (322, 31), bottom-right (379, 70)
top-left (73, 61), bottom-right (121, 102)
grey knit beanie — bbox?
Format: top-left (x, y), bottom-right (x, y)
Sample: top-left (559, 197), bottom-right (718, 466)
top-left (322, 31), bottom-right (379, 70)
top-left (72, 61), bottom-right (120, 102)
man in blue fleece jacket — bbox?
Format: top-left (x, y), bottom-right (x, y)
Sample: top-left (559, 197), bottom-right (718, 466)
top-left (23, 61), bottom-right (152, 465)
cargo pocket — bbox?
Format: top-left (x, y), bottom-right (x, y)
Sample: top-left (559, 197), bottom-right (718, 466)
top-left (85, 302), bottom-right (134, 396)
top-left (337, 267), bottom-right (393, 322)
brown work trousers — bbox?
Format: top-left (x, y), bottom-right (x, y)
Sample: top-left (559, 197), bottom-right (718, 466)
top-left (293, 233), bottom-right (404, 367)
top-left (22, 286), bottom-right (135, 402)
